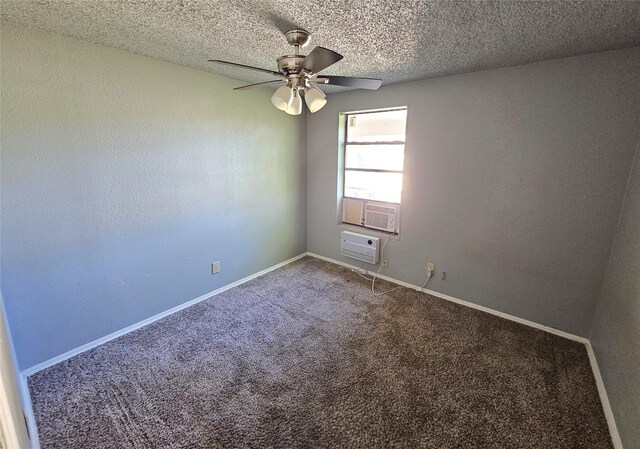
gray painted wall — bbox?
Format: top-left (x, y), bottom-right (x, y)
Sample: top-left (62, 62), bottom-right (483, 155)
top-left (0, 23), bottom-right (306, 370)
top-left (0, 56), bottom-right (30, 446)
top-left (307, 48), bottom-right (640, 337)
top-left (590, 143), bottom-right (640, 448)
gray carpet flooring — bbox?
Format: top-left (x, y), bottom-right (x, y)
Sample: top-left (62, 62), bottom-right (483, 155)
top-left (29, 256), bottom-right (612, 448)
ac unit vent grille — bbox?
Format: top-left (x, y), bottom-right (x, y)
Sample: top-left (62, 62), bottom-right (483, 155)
top-left (364, 202), bottom-right (398, 233)
top-left (367, 204), bottom-right (396, 214)
top-left (365, 211), bottom-right (390, 230)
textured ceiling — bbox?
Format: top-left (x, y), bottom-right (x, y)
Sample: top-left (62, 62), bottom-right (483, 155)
top-left (2, 1), bottom-right (640, 91)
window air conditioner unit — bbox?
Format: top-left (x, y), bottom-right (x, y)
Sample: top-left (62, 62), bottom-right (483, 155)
top-left (364, 202), bottom-right (398, 233)
top-left (341, 231), bottom-right (380, 264)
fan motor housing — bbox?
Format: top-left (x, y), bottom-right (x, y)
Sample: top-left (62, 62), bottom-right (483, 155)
top-left (277, 55), bottom-right (305, 74)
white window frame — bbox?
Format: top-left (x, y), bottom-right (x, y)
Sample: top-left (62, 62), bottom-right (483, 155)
top-left (339, 107), bottom-right (408, 235)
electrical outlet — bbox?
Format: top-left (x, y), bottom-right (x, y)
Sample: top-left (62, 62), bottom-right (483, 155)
top-left (382, 259), bottom-right (388, 268)
top-left (211, 261), bottom-right (220, 274)
top-left (427, 262), bottom-right (435, 274)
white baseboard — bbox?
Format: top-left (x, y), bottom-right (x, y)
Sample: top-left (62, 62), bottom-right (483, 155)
top-left (306, 252), bottom-right (623, 447)
top-left (21, 253), bottom-right (307, 377)
top-left (586, 342), bottom-right (623, 449)
top-left (306, 252), bottom-right (588, 342)
top-left (18, 250), bottom-right (623, 448)
top-left (18, 375), bottom-right (39, 449)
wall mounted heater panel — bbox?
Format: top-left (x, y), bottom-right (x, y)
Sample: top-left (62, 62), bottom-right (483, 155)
top-left (341, 231), bottom-right (380, 264)
top-left (364, 202), bottom-right (398, 232)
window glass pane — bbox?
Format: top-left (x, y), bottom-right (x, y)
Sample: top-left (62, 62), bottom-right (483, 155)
top-left (345, 170), bottom-right (403, 203)
top-left (347, 109), bottom-right (407, 143)
top-left (345, 144), bottom-right (404, 171)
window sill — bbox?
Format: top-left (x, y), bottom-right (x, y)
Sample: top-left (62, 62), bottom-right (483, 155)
top-left (337, 222), bottom-right (401, 241)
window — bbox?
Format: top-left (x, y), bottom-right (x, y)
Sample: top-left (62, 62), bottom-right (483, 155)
top-left (341, 107), bottom-right (407, 233)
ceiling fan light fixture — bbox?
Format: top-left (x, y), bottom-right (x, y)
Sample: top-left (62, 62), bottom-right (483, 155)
top-left (285, 90), bottom-right (303, 115)
top-left (271, 85), bottom-right (293, 111)
top-left (304, 85), bottom-right (327, 113)
top-left (209, 29), bottom-right (382, 116)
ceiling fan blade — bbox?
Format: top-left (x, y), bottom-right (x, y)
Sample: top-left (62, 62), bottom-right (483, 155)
top-left (300, 46), bottom-right (343, 74)
top-left (233, 80), bottom-right (285, 91)
top-left (207, 60), bottom-right (285, 78)
top-left (320, 75), bottom-right (382, 90)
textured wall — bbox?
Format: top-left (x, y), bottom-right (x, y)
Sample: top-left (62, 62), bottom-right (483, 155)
top-left (590, 143), bottom-right (640, 448)
top-left (0, 37), bottom-right (30, 445)
top-left (0, 23), bottom-right (306, 370)
top-left (306, 47), bottom-right (640, 337)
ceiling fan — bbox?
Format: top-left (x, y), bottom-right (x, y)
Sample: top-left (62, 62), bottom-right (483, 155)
top-left (208, 29), bottom-right (382, 115)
